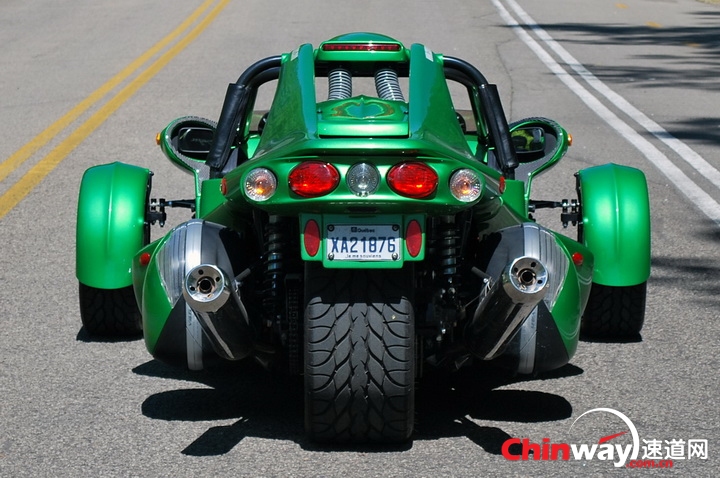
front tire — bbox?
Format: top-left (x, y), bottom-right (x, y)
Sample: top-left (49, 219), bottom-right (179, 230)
top-left (79, 283), bottom-right (142, 338)
top-left (581, 282), bottom-right (647, 340)
top-left (304, 264), bottom-right (415, 443)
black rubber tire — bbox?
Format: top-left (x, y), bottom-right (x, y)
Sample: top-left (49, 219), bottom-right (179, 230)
top-left (581, 282), bottom-right (647, 340)
top-left (304, 264), bottom-right (415, 444)
top-left (79, 283), bottom-right (142, 338)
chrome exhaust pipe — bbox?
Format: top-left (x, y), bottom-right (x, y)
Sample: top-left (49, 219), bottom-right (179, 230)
top-left (466, 257), bottom-right (549, 360)
top-left (183, 264), bottom-right (252, 360)
top-left (504, 257), bottom-right (548, 303)
top-left (183, 264), bottom-right (231, 313)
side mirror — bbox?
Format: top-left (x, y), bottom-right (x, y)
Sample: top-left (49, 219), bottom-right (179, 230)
top-left (177, 127), bottom-right (214, 159)
top-left (511, 127), bottom-right (545, 156)
top-left (508, 117), bottom-right (571, 192)
top-left (158, 116), bottom-right (217, 178)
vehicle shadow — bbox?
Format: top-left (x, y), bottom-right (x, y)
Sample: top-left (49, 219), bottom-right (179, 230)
top-left (76, 326), bottom-right (142, 343)
top-left (133, 359), bottom-right (581, 455)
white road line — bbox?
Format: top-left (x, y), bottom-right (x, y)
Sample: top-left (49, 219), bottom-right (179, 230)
top-left (505, 0), bottom-right (720, 189)
top-left (492, 0), bottom-right (720, 226)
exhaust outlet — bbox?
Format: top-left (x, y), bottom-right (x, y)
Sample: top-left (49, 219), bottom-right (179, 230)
top-left (505, 257), bottom-right (548, 302)
top-left (183, 264), bottom-right (252, 361)
top-left (183, 264), bottom-right (231, 313)
top-left (466, 257), bottom-right (549, 360)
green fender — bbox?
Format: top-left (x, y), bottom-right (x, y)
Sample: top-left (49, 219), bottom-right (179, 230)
top-left (76, 162), bottom-right (150, 289)
top-left (577, 163), bottom-right (650, 287)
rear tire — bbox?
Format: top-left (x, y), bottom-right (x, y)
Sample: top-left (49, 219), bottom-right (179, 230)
top-left (79, 283), bottom-right (142, 338)
top-left (304, 265), bottom-right (415, 443)
top-left (581, 282), bottom-right (646, 340)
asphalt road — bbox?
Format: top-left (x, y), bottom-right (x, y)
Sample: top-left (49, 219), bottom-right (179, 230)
top-left (1, 0), bottom-right (718, 476)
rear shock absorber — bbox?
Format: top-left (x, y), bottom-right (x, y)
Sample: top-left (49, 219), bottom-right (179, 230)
top-left (263, 216), bottom-right (285, 330)
top-left (438, 216), bottom-right (460, 298)
top-left (374, 68), bottom-right (405, 102)
top-left (327, 68), bottom-right (352, 100)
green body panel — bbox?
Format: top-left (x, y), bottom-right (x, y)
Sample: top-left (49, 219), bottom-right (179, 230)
top-left (407, 44), bottom-right (475, 156)
top-left (316, 97), bottom-right (408, 137)
top-left (132, 240), bottom-right (173, 354)
top-left (500, 178), bottom-right (527, 218)
top-left (577, 163), bottom-right (651, 286)
top-left (76, 162), bottom-right (149, 289)
top-left (198, 179), bottom-right (225, 218)
top-left (549, 233), bottom-right (594, 355)
top-left (254, 43), bottom-right (318, 158)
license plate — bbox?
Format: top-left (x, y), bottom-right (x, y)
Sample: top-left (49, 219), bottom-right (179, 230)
top-left (326, 224), bottom-right (400, 261)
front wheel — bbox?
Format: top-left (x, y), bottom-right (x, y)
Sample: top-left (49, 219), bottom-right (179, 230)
top-left (581, 282), bottom-right (647, 340)
top-left (79, 283), bottom-right (142, 338)
top-left (304, 264), bottom-right (415, 443)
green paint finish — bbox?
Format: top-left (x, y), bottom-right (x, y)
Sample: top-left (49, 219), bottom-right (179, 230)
top-left (577, 164), bottom-right (651, 286)
top-left (550, 233), bottom-right (595, 355)
top-left (76, 162), bottom-right (149, 289)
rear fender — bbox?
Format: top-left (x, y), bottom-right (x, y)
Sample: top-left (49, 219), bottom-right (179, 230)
top-left (577, 163), bottom-right (650, 286)
top-left (76, 162), bottom-right (150, 289)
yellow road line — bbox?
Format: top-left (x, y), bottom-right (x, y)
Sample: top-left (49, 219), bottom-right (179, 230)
top-left (0, 0), bottom-right (230, 220)
top-left (0, 0), bottom-right (216, 184)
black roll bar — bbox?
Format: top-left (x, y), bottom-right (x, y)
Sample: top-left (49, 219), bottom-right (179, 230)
top-left (207, 56), bottom-right (282, 172)
top-left (443, 57), bottom-right (518, 177)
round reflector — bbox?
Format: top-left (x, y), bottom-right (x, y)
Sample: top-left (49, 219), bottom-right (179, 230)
top-left (139, 252), bottom-right (151, 266)
top-left (387, 162), bottom-right (438, 198)
top-left (405, 220), bottom-right (422, 258)
top-left (304, 219), bottom-right (321, 257)
top-left (289, 161), bottom-right (340, 198)
top-left (572, 252), bottom-right (584, 266)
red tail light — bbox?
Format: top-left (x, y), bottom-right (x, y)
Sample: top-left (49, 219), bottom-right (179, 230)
top-left (322, 43), bottom-right (401, 52)
top-left (289, 161), bottom-right (340, 198)
top-left (387, 162), bottom-right (438, 198)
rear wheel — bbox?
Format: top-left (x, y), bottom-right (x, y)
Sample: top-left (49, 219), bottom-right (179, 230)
top-left (304, 264), bottom-right (415, 443)
top-left (581, 282), bottom-right (647, 340)
top-left (79, 283), bottom-right (142, 338)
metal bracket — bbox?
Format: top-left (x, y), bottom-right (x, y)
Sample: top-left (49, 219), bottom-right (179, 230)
top-left (528, 199), bottom-right (581, 228)
top-left (560, 199), bottom-right (580, 228)
top-left (147, 198), bottom-right (196, 227)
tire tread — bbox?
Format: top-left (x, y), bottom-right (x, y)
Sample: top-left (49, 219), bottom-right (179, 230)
top-left (581, 282), bottom-right (646, 340)
top-left (304, 266), bottom-right (414, 443)
top-left (79, 283), bottom-right (142, 337)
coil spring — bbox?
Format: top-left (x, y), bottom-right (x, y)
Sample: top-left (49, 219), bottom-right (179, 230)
top-left (327, 68), bottom-right (352, 100)
top-left (438, 219), bottom-right (460, 281)
top-left (262, 217), bottom-right (285, 320)
top-left (374, 68), bottom-right (405, 102)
